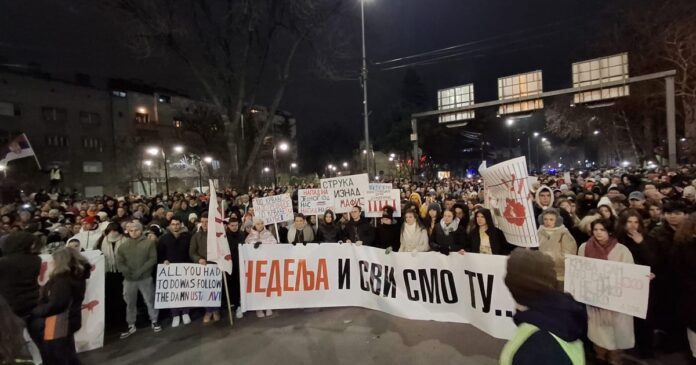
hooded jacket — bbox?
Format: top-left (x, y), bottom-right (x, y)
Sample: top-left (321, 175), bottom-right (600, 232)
top-left (287, 224), bottom-right (315, 244)
top-left (0, 232), bottom-right (42, 318)
top-left (533, 186), bottom-right (555, 228)
top-left (537, 211), bottom-right (577, 282)
top-left (502, 291), bottom-right (587, 365)
top-left (32, 262), bottom-right (91, 335)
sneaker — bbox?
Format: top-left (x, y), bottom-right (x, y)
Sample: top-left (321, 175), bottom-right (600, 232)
top-left (171, 316), bottom-right (181, 328)
top-left (212, 311), bottom-right (220, 322)
top-left (120, 325), bottom-right (136, 339)
top-left (203, 312), bottom-right (212, 324)
top-left (235, 307), bottom-right (244, 319)
top-left (182, 314), bottom-right (191, 325)
top-left (256, 310), bottom-right (265, 318)
top-left (265, 309), bottom-right (273, 317)
top-left (151, 322), bottom-right (162, 333)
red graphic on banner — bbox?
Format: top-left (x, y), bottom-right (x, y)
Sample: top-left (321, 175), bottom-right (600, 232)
top-left (224, 254), bottom-right (232, 261)
top-left (39, 261), bottom-right (48, 283)
top-left (503, 198), bottom-right (526, 226)
top-left (81, 300), bottom-right (99, 312)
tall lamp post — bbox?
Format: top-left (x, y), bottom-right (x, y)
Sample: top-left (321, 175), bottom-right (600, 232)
top-left (198, 156), bottom-right (213, 191)
top-left (360, 0), bottom-right (371, 178)
top-left (147, 144), bottom-right (184, 196)
top-left (273, 142), bottom-right (289, 186)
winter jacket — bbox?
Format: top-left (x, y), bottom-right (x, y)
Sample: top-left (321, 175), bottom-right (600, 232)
top-left (399, 224), bottom-right (430, 252)
top-left (245, 229), bottom-right (278, 244)
top-left (286, 225), bottom-right (315, 244)
top-left (158, 230), bottom-right (192, 264)
top-left (537, 226), bottom-right (577, 282)
top-left (69, 228), bottom-right (102, 251)
top-left (342, 218), bottom-right (375, 246)
top-left (374, 223), bottom-right (400, 250)
top-left (316, 222), bottom-right (342, 243)
top-left (0, 233), bottom-right (42, 318)
top-left (674, 237), bottom-right (696, 330)
top-left (500, 291), bottom-right (587, 365)
top-left (467, 226), bottom-right (514, 255)
top-left (189, 230), bottom-right (208, 262)
top-left (429, 223), bottom-right (468, 254)
top-left (32, 263), bottom-right (90, 335)
top-left (116, 235), bottom-right (157, 281)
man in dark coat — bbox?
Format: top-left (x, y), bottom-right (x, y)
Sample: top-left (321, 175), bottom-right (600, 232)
top-left (0, 232), bottom-right (42, 321)
top-left (374, 211), bottom-right (400, 251)
top-left (342, 206), bottom-right (375, 246)
top-left (158, 217), bottom-right (193, 327)
top-left (226, 218), bottom-right (247, 319)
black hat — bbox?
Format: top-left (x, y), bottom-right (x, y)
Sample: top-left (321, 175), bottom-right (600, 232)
top-left (381, 211), bottom-right (393, 220)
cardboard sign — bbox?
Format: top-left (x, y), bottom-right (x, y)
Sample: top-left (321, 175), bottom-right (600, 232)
top-left (320, 174), bottom-right (369, 213)
top-left (298, 188), bottom-right (335, 216)
top-left (564, 255), bottom-right (650, 318)
top-left (366, 184), bottom-right (402, 218)
top-left (155, 264), bottom-right (223, 309)
top-left (253, 194), bottom-right (294, 225)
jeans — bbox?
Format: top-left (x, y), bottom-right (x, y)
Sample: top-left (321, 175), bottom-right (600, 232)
top-left (123, 277), bottom-right (159, 325)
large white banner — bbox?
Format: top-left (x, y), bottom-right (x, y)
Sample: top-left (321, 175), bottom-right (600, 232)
top-left (479, 157), bottom-right (539, 247)
top-left (154, 263), bottom-right (223, 309)
top-left (298, 188), bottom-right (336, 216)
top-left (40, 250), bottom-right (105, 353)
top-left (564, 255), bottom-right (650, 319)
top-left (239, 244), bottom-right (517, 340)
top-left (366, 184), bottom-right (401, 218)
top-left (253, 194), bottom-right (294, 225)
top-left (320, 174), bottom-right (370, 213)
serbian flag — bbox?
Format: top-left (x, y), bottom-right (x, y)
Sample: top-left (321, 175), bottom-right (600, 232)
top-left (0, 133), bottom-right (40, 168)
top-left (206, 179), bottom-right (233, 274)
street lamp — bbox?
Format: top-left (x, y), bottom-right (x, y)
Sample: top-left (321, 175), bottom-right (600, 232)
top-left (198, 156), bottom-right (213, 190)
top-left (360, 0), bottom-right (371, 178)
top-left (593, 130), bottom-right (600, 135)
top-left (541, 137), bottom-right (547, 142)
top-left (506, 118), bottom-right (515, 127)
top-left (533, 132), bottom-right (540, 137)
top-left (290, 162), bottom-right (297, 169)
top-left (342, 161), bottom-right (349, 168)
top-left (272, 141), bottom-right (289, 186)
top-left (173, 145), bottom-right (184, 154)
top-left (143, 160), bottom-right (153, 167)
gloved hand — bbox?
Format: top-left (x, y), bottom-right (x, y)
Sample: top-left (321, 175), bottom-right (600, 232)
top-left (254, 242), bottom-right (262, 249)
top-left (354, 241), bottom-right (363, 246)
top-left (385, 247), bottom-right (393, 255)
top-left (439, 246), bottom-right (451, 256)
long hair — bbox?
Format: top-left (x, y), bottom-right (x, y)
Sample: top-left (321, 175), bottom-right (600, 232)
top-left (452, 203), bottom-right (470, 230)
top-left (675, 212), bottom-right (696, 245)
top-left (474, 208), bottom-right (496, 230)
top-left (51, 247), bottom-right (89, 279)
top-left (616, 209), bottom-right (647, 239)
top-left (96, 222), bottom-right (124, 250)
top-left (401, 210), bottom-right (425, 234)
top-left (590, 218), bottom-right (615, 238)
top-left (0, 294), bottom-right (25, 364)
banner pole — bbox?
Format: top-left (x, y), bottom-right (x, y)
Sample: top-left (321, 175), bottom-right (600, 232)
top-left (222, 273), bottom-right (234, 327)
top-left (274, 222), bottom-right (281, 243)
top-left (23, 134), bottom-right (42, 170)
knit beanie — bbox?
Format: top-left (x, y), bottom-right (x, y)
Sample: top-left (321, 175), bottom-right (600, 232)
top-left (427, 203), bottom-right (442, 214)
top-left (504, 249), bottom-right (558, 306)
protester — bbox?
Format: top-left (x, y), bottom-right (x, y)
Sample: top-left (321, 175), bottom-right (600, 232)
top-left (0, 294), bottom-right (32, 364)
top-left (158, 217), bottom-right (193, 327)
top-left (95, 222), bottom-right (128, 330)
top-left (287, 213), bottom-right (314, 244)
top-left (537, 208), bottom-right (577, 287)
top-left (467, 208), bottom-right (513, 255)
top-left (429, 208), bottom-right (467, 255)
top-left (423, 203), bottom-right (442, 237)
top-left (226, 218), bottom-right (247, 319)
top-left (673, 212), bottom-right (696, 363)
top-left (31, 247), bottom-right (90, 365)
top-left (68, 215), bottom-right (101, 251)
top-left (316, 210), bottom-right (341, 243)
top-left (374, 209), bottom-right (400, 251)
top-left (579, 219), bottom-right (635, 364)
top-left (500, 249), bottom-right (587, 365)
top-left (398, 210), bottom-right (429, 253)
top-left (116, 222), bottom-right (161, 339)
top-left (343, 206), bottom-right (375, 246)
top-left (244, 217), bottom-right (277, 318)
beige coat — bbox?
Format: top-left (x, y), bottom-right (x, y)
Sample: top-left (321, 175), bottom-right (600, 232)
top-left (578, 242), bottom-right (635, 350)
top-left (537, 226), bottom-right (577, 282)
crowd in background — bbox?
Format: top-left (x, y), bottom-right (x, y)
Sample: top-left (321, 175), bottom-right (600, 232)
top-left (0, 164), bottom-right (695, 364)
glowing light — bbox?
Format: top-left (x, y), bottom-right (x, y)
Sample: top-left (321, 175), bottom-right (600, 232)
top-left (146, 147), bottom-right (159, 156)
top-left (278, 142), bottom-right (289, 151)
top-left (203, 156), bottom-right (213, 164)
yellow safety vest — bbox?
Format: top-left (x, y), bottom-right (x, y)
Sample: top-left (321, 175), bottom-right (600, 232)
top-left (500, 323), bottom-right (585, 365)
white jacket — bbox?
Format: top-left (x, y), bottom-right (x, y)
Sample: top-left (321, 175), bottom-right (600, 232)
top-left (399, 224), bottom-right (430, 252)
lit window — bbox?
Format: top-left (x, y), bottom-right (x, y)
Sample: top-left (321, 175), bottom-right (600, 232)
top-left (135, 112), bottom-right (150, 124)
top-left (112, 90), bottom-right (127, 98)
top-left (83, 161), bottom-right (103, 173)
top-left (173, 120), bottom-right (182, 128)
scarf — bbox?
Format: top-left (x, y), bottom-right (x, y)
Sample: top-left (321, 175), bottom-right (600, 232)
top-left (440, 218), bottom-right (460, 236)
top-left (402, 223), bottom-right (418, 243)
top-left (102, 233), bottom-right (124, 272)
top-left (584, 236), bottom-right (618, 260)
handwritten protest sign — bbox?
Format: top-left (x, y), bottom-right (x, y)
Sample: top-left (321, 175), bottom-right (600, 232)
top-left (479, 157), bottom-right (539, 247)
top-left (564, 255), bottom-right (650, 318)
top-left (320, 173), bottom-right (369, 213)
top-left (155, 263), bottom-right (223, 309)
top-left (298, 188), bottom-right (335, 216)
top-left (366, 183), bottom-right (401, 218)
top-left (253, 193), bottom-right (294, 225)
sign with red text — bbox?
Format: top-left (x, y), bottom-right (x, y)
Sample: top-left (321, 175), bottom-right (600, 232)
top-left (366, 184), bottom-right (401, 218)
top-left (154, 263), bottom-right (223, 309)
top-left (479, 157), bottom-right (539, 247)
top-left (298, 188), bottom-right (335, 216)
top-left (320, 174), bottom-right (369, 213)
top-left (564, 255), bottom-right (650, 318)
top-left (239, 243), bottom-right (517, 340)
top-left (253, 194), bottom-right (295, 225)
top-left (40, 250), bottom-right (105, 353)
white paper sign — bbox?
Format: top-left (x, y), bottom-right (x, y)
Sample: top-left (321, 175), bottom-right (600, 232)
top-left (40, 250), bottom-right (105, 353)
top-left (320, 173), bottom-right (370, 213)
top-left (253, 194), bottom-right (294, 225)
top-left (298, 188), bottom-right (335, 216)
top-left (479, 157), bottom-right (539, 247)
top-left (564, 255), bottom-right (650, 318)
top-left (366, 187), bottom-right (402, 218)
top-left (155, 264), bottom-right (223, 309)
top-left (239, 243), bottom-right (517, 340)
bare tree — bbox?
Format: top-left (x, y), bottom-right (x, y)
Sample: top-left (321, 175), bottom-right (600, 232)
top-left (96, 0), bottom-right (346, 187)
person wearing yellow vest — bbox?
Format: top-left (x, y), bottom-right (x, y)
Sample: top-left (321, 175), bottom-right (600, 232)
top-left (500, 249), bottom-right (587, 365)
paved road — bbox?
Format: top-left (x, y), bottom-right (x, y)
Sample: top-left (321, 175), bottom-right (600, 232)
top-left (79, 307), bottom-right (692, 365)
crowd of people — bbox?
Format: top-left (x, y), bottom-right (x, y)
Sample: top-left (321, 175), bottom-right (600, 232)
top-left (0, 165), bottom-right (695, 364)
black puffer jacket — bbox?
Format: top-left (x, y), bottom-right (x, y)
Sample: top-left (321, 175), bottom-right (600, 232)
top-left (430, 223), bottom-right (468, 254)
top-left (374, 223), bottom-right (400, 250)
top-left (316, 222), bottom-right (342, 243)
top-left (342, 217), bottom-right (375, 246)
top-left (0, 232), bottom-right (42, 319)
top-left (33, 262), bottom-right (91, 335)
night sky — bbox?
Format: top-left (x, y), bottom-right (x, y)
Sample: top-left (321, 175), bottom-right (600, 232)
top-left (1, 0), bottom-right (610, 172)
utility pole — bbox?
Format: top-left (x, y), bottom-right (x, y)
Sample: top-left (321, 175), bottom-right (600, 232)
top-left (360, 0), bottom-right (371, 178)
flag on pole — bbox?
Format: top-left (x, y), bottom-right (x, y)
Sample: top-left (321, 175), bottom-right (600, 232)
top-left (0, 133), bottom-right (40, 168)
top-left (206, 179), bottom-right (232, 274)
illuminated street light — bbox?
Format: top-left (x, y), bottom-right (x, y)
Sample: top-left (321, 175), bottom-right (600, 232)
top-left (173, 145), bottom-right (184, 153)
top-left (290, 162), bottom-right (298, 169)
top-left (203, 156), bottom-right (213, 164)
top-left (137, 106), bottom-right (147, 114)
top-left (342, 162), bottom-right (349, 168)
top-left (622, 161), bottom-right (630, 167)
top-left (263, 167), bottom-right (270, 173)
top-left (533, 132), bottom-right (540, 137)
top-left (388, 157), bottom-right (394, 161)
top-left (593, 130), bottom-right (600, 135)
top-left (681, 137), bottom-right (687, 142)
top-left (278, 142), bottom-right (289, 151)
top-left (506, 118), bottom-right (515, 127)
top-left (143, 160), bottom-right (153, 166)
top-left (541, 137), bottom-right (547, 142)
top-left (389, 153), bottom-right (396, 158)
top-left (146, 147), bottom-right (159, 156)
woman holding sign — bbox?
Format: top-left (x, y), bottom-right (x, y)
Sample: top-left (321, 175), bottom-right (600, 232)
top-left (579, 219), bottom-right (635, 365)
top-left (244, 218), bottom-right (277, 318)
